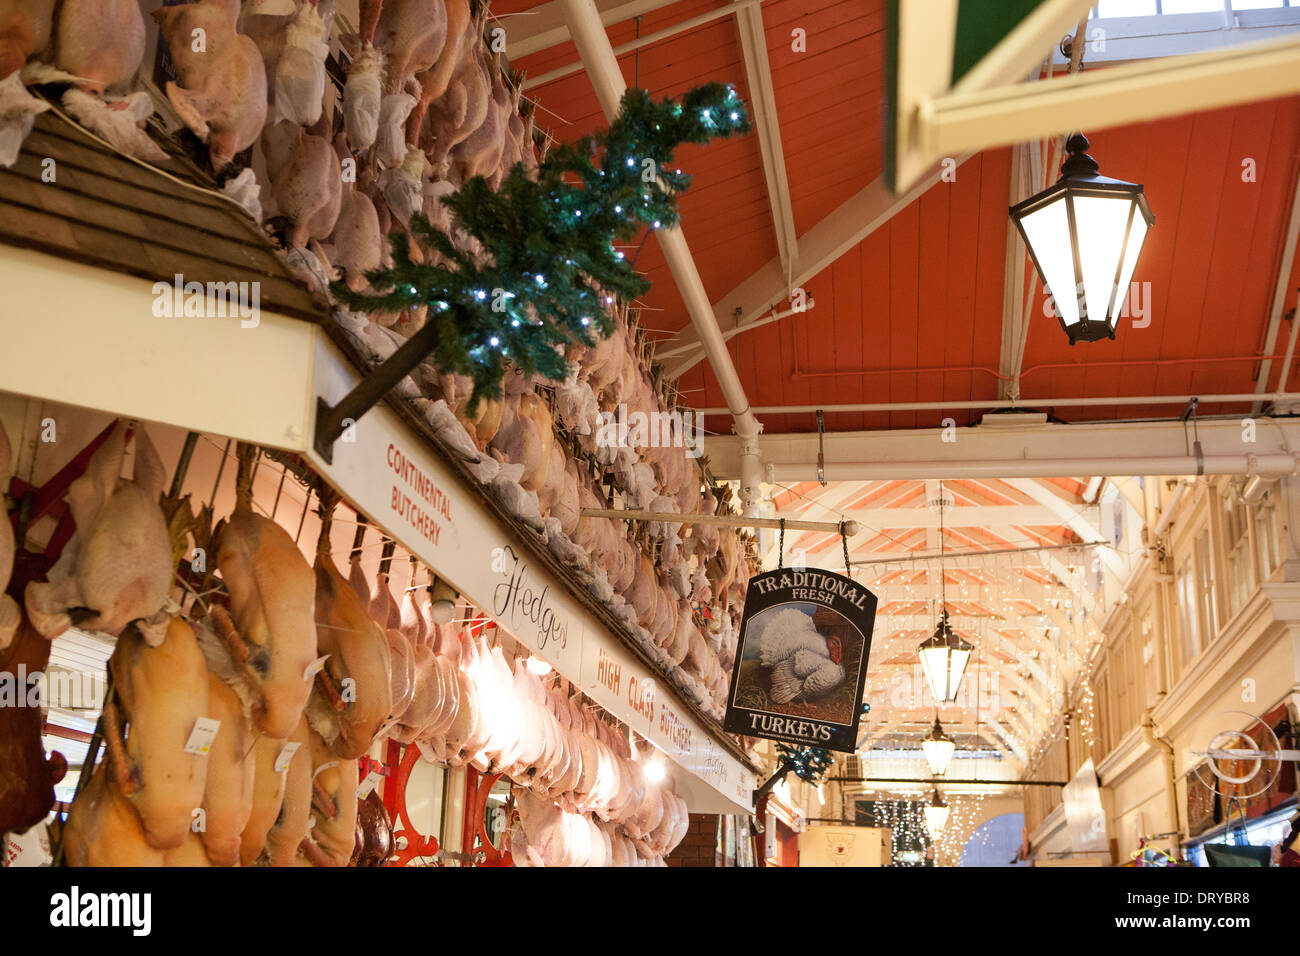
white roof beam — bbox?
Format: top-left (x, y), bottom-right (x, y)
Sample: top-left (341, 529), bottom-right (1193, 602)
top-left (735, 1), bottom-right (797, 278)
top-left (502, 0), bottom-right (681, 59)
top-left (702, 417), bottom-right (1300, 481)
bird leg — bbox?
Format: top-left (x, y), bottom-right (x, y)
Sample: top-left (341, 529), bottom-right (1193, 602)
top-left (101, 698), bottom-right (139, 796)
top-left (311, 779), bottom-right (339, 820)
top-left (315, 666), bottom-right (348, 712)
top-left (208, 605), bottom-right (250, 666)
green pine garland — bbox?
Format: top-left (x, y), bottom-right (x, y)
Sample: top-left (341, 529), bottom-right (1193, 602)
top-left (776, 744), bottom-right (834, 785)
top-left (333, 84), bottom-right (751, 410)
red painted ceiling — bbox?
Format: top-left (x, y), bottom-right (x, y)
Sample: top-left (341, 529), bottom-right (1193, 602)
top-left (497, 0), bottom-right (1300, 435)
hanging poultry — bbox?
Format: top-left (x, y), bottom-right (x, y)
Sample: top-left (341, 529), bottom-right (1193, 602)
top-left (203, 445), bottom-right (317, 741)
top-left (25, 421), bottom-right (173, 645)
top-left (298, 727), bottom-right (359, 866)
top-left (194, 671), bottom-right (258, 866)
top-left (49, 0), bottom-right (143, 96)
top-left (305, 498), bottom-right (392, 759)
top-left (0, 0), bottom-right (52, 80)
top-left (102, 616), bottom-right (212, 850)
top-left (152, 0), bottom-right (268, 170)
top-left (259, 714), bottom-right (314, 866)
top-left (238, 731), bottom-right (290, 866)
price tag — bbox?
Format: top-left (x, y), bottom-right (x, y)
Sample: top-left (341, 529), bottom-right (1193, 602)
top-left (274, 741), bottom-right (301, 773)
top-left (304, 654), bottom-right (330, 680)
top-left (184, 717), bottom-right (221, 755)
top-left (355, 770), bottom-right (383, 800)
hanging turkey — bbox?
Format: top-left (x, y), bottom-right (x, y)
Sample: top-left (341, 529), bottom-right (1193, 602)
top-left (757, 607), bottom-right (845, 704)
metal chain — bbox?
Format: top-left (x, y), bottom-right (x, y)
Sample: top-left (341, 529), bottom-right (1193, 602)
top-left (778, 518), bottom-right (785, 568)
top-left (840, 520), bottom-right (850, 576)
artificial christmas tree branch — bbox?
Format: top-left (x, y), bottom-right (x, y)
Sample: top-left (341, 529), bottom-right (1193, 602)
top-left (328, 84), bottom-right (750, 427)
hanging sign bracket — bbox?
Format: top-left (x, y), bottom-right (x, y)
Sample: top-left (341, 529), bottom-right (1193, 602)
top-left (314, 314), bottom-right (444, 464)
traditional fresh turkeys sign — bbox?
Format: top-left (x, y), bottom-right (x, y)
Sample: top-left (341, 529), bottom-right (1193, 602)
top-left (722, 569), bottom-right (876, 753)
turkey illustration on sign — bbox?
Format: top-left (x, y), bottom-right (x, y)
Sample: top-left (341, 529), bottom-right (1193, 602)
top-left (723, 569), bottom-right (876, 753)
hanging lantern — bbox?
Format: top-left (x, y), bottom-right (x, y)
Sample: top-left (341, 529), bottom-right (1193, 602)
top-left (1010, 132), bottom-right (1155, 345)
top-left (917, 610), bottom-right (973, 703)
top-left (921, 716), bottom-right (955, 777)
top-left (923, 789), bottom-right (949, 840)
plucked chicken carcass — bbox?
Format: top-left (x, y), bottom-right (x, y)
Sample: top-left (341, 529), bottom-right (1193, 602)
top-left (374, 0), bottom-right (446, 94)
top-left (63, 763), bottom-right (164, 867)
top-left (104, 616), bottom-right (211, 850)
top-left (196, 672), bottom-right (257, 865)
top-left (367, 541), bottom-right (402, 630)
top-left (467, 637), bottom-right (525, 773)
top-left (452, 58), bottom-right (509, 185)
top-left (0, 0), bottom-right (52, 80)
top-left (50, 0), bottom-right (142, 96)
top-left (442, 630), bottom-right (489, 765)
top-left (238, 732), bottom-right (289, 866)
top-left (424, 13), bottom-right (489, 175)
top-left (299, 728), bottom-right (359, 866)
top-left (265, 120), bottom-right (342, 248)
top-left (398, 560), bottom-right (427, 645)
top-left (404, 0), bottom-right (469, 146)
top-left (203, 448), bottom-right (317, 740)
top-left (332, 171), bottom-right (384, 292)
top-left (152, 0), bottom-right (268, 169)
top-left (758, 606), bottom-right (845, 703)
top-left (260, 715), bottom-right (314, 866)
top-left (381, 627), bottom-right (416, 734)
top-left (25, 422), bottom-right (172, 644)
top-left (306, 505), bottom-right (393, 759)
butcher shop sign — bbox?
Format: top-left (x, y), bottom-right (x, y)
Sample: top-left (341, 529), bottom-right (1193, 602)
top-left (722, 569), bottom-right (876, 753)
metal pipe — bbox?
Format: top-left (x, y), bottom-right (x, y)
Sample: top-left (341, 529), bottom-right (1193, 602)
top-left (766, 453), bottom-right (1297, 482)
top-left (829, 776), bottom-right (1067, 787)
top-left (523, 0), bottom-right (762, 90)
top-left (697, 390), bottom-right (1300, 417)
top-left (1254, 157), bottom-right (1300, 408)
top-left (558, 0), bottom-right (765, 514)
top-left (580, 506), bottom-right (859, 535)
top-left (1152, 478), bottom-right (1191, 539)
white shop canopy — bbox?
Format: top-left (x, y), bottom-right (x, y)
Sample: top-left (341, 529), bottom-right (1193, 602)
top-left (0, 242), bottom-right (757, 816)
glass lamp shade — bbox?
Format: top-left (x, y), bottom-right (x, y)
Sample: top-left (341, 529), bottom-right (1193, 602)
top-left (921, 716), bottom-right (956, 777)
top-left (428, 575), bottom-right (459, 626)
top-left (1010, 133), bottom-right (1154, 345)
top-left (917, 611), bottom-right (973, 703)
top-left (923, 791), bottom-right (949, 840)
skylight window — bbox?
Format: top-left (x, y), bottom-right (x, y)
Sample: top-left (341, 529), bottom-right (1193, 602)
top-left (1095, 0), bottom-right (1293, 14)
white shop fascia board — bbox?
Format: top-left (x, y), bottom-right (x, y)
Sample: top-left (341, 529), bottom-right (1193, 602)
top-left (0, 245), bottom-right (316, 451)
top-left (307, 335), bottom-right (757, 815)
top-left (0, 243), bottom-right (756, 814)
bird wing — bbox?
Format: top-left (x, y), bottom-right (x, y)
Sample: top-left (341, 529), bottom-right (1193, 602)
top-left (802, 661), bottom-right (845, 698)
top-left (792, 648), bottom-right (829, 678)
top-left (768, 659), bottom-right (803, 704)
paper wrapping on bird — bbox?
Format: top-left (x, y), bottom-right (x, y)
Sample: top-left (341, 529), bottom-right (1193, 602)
top-left (0, 73), bottom-right (48, 167)
top-left (344, 46), bottom-right (385, 151)
top-left (274, 2), bottom-right (329, 127)
top-left (376, 92), bottom-right (417, 169)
